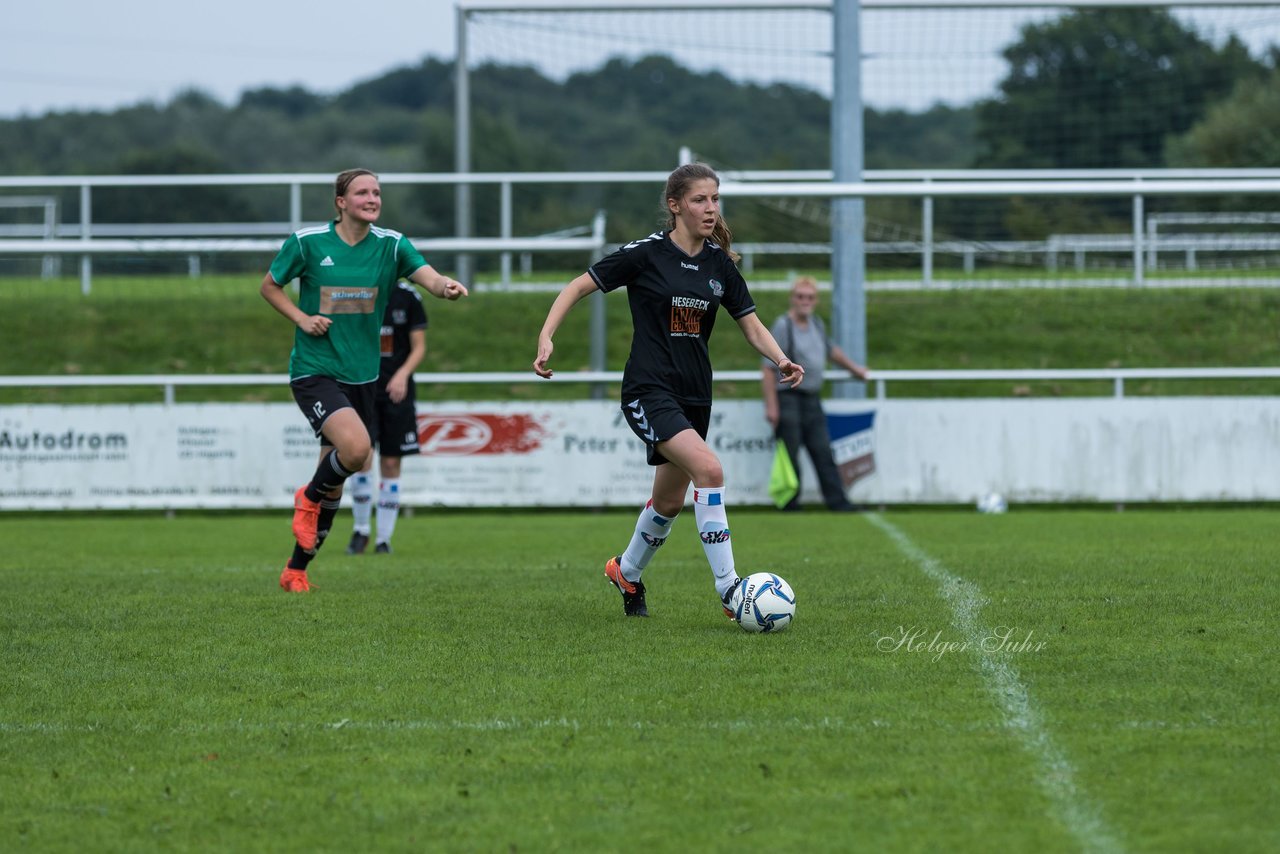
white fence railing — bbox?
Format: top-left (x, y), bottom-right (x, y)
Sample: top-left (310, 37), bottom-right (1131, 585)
top-left (737, 233), bottom-right (1280, 277)
top-left (7, 169), bottom-right (1280, 290)
top-left (4, 367), bottom-right (1277, 405)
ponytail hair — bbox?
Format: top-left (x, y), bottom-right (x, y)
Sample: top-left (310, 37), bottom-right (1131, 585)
top-left (334, 168), bottom-right (378, 221)
top-left (663, 162), bottom-right (740, 263)
top-left (710, 215), bottom-right (738, 265)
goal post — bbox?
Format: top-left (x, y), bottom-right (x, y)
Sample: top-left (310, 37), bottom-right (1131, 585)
top-left (455, 0), bottom-right (867, 390)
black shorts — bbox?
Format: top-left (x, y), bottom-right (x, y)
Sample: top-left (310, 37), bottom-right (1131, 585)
top-left (290, 376), bottom-right (376, 443)
top-left (373, 387), bottom-right (421, 458)
top-left (621, 394), bottom-right (711, 467)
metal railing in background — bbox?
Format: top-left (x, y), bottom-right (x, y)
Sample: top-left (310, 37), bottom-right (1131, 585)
top-left (4, 367), bottom-right (1278, 405)
top-left (7, 169), bottom-right (1280, 291)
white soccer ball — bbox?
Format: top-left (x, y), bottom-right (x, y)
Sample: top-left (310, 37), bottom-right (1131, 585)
top-left (976, 492), bottom-right (1008, 514)
top-left (735, 572), bottom-right (796, 633)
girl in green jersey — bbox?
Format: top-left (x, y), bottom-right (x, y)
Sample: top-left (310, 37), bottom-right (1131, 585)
top-left (260, 168), bottom-right (468, 592)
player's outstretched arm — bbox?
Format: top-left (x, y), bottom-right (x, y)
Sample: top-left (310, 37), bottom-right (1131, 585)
top-left (736, 312), bottom-right (804, 389)
top-left (408, 265), bottom-right (469, 300)
top-left (533, 273), bottom-right (597, 379)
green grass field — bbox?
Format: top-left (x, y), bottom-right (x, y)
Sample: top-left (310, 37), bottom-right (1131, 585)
top-left (2, 509), bottom-right (1275, 852)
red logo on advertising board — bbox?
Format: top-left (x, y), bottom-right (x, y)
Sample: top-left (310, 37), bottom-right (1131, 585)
top-left (415, 414), bottom-right (547, 456)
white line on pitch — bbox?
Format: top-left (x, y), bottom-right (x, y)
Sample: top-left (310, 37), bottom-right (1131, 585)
top-left (865, 513), bottom-right (1123, 854)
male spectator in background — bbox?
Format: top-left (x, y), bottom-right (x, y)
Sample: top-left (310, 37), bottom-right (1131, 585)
top-left (761, 276), bottom-right (869, 512)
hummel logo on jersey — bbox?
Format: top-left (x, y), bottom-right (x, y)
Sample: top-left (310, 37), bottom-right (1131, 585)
top-left (622, 232), bottom-right (663, 251)
top-left (320, 256), bottom-right (335, 266)
top-left (681, 261), bottom-right (699, 271)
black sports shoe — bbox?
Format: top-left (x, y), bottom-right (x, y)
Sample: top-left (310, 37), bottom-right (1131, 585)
top-left (346, 532), bottom-right (369, 555)
top-left (374, 542), bottom-right (392, 554)
top-left (721, 577), bottom-right (743, 619)
top-left (604, 556), bottom-right (648, 617)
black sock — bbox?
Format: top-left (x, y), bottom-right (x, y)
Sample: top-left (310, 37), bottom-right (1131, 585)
top-left (315, 499), bottom-right (341, 549)
top-left (289, 499), bottom-right (343, 570)
top-left (288, 543), bottom-right (315, 571)
top-left (305, 450), bottom-right (356, 503)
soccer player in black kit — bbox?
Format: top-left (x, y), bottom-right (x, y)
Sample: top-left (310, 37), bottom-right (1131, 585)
top-left (346, 281), bottom-right (428, 556)
top-left (533, 163), bottom-right (805, 618)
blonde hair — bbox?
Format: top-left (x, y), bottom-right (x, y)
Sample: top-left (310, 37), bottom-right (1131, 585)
top-left (663, 163), bottom-right (739, 263)
top-left (791, 276), bottom-right (819, 296)
top-left (334, 168), bottom-right (378, 221)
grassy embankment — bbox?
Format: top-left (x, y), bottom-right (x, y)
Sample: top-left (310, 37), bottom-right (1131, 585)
top-left (4, 273), bottom-right (1279, 403)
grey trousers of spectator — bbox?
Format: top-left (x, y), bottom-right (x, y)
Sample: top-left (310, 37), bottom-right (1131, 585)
top-left (775, 390), bottom-right (848, 509)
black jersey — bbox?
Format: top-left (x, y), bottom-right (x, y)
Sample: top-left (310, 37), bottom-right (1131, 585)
top-left (589, 231), bottom-right (756, 405)
top-left (378, 282), bottom-right (429, 386)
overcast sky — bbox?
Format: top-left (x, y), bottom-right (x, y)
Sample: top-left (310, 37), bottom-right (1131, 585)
top-left (2, 0), bottom-right (457, 118)
top-left (9, 3), bottom-right (1277, 120)
top-left (0, 1), bottom-right (1052, 119)
top-left (0, 1), bottom-right (938, 117)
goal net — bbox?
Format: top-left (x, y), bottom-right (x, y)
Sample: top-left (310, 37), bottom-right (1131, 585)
top-left (462, 2), bottom-right (1280, 286)
top-left (463, 3), bottom-right (1280, 114)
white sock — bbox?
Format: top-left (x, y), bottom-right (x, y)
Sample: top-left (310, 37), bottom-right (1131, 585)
top-left (350, 473), bottom-right (373, 535)
top-left (619, 500), bottom-right (677, 582)
top-left (693, 486), bottom-right (738, 599)
top-left (376, 479), bottom-right (401, 545)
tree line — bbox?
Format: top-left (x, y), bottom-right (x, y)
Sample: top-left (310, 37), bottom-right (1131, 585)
top-left (0, 8), bottom-right (1275, 256)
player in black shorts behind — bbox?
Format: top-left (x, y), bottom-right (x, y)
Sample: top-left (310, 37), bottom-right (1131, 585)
top-left (346, 282), bottom-right (428, 556)
top-left (534, 163), bottom-right (804, 619)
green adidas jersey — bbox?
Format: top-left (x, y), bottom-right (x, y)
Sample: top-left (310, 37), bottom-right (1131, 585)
top-left (269, 221), bottom-right (428, 383)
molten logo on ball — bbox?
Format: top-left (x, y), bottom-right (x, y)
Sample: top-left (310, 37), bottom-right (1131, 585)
top-left (735, 572), bottom-right (796, 633)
